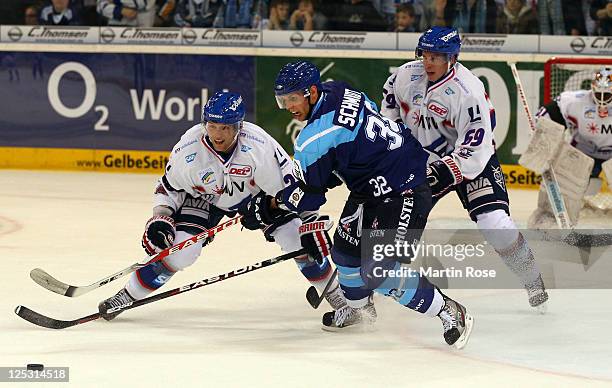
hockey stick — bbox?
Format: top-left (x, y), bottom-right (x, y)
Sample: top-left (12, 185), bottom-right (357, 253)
top-left (29, 216), bottom-right (242, 297)
top-left (15, 248), bottom-right (307, 330)
top-left (509, 63), bottom-right (572, 229)
top-left (305, 268), bottom-right (338, 309)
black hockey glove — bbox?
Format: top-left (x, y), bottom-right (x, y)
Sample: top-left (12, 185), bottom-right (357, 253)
top-left (426, 156), bottom-right (463, 198)
top-left (241, 191), bottom-right (291, 230)
top-left (142, 215), bottom-right (176, 255)
top-left (299, 215), bottom-right (333, 264)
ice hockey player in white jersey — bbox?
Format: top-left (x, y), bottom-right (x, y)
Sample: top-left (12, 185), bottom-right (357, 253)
top-left (527, 67), bottom-right (612, 228)
top-left (381, 27), bottom-right (548, 311)
top-left (98, 91), bottom-right (345, 320)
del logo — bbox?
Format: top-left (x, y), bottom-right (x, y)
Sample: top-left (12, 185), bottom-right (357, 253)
top-left (229, 164), bottom-right (252, 177)
top-left (428, 102), bottom-right (448, 117)
top-left (584, 107), bottom-right (595, 119)
top-left (411, 74), bottom-right (423, 81)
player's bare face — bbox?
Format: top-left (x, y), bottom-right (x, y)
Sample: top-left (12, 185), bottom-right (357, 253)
top-left (421, 51), bottom-right (450, 82)
top-left (283, 91), bottom-right (310, 121)
top-left (206, 122), bottom-right (238, 153)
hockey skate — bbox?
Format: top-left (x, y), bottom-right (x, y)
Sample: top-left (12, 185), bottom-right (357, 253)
top-left (321, 297), bottom-right (376, 332)
top-left (525, 275), bottom-right (548, 314)
top-left (98, 288), bottom-right (135, 321)
top-left (324, 283), bottom-right (348, 311)
top-left (438, 294), bottom-right (474, 349)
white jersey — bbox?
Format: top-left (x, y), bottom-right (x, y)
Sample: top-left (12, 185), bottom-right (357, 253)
top-left (154, 121), bottom-right (293, 213)
top-left (382, 61), bottom-right (496, 179)
top-left (539, 90), bottom-right (612, 161)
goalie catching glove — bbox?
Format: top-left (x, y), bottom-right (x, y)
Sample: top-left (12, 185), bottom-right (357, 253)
top-left (142, 214), bottom-right (176, 255)
top-left (426, 156), bottom-right (463, 198)
top-left (299, 215), bottom-right (333, 264)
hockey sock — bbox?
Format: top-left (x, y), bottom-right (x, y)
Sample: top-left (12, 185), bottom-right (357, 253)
top-left (127, 260), bottom-right (177, 300)
top-left (294, 255), bottom-right (337, 293)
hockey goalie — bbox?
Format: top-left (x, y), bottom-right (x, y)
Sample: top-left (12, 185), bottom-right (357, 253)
top-left (521, 67), bottom-right (612, 229)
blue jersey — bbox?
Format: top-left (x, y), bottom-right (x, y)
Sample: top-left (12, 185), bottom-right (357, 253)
top-left (282, 81), bottom-right (429, 213)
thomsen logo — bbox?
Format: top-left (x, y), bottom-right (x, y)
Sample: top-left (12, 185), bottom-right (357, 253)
top-left (8, 27), bottom-right (23, 42)
top-left (290, 32), bottom-right (304, 47)
top-left (182, 28), bottom-right (196, 44)
top-left (570, 37), bottom-right (586, 53)
top-left (228, 164), bottom-right (252, 177)
top-left (100, 28), bottom-right (115, 43)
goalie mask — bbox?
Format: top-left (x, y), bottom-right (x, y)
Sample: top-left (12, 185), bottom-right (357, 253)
top-left (591, 67), bottom-right (612, 117)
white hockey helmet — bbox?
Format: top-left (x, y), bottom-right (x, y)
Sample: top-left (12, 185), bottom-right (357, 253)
top-left (591, 67), bottom-right (612, 111)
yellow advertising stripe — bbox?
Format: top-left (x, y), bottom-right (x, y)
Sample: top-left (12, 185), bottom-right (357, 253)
top-left (0, 147), bottom-right (609, 193)
top-left (501, 164), bottom-right (610, 192)
top-left (0, 147), bottom-right (169, 173)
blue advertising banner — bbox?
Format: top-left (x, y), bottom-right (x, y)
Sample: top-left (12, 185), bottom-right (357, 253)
top-left (0, 52), bottom-right (255, 152)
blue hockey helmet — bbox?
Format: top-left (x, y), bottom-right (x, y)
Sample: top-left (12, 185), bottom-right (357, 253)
top-left (201, 91), bottom-right (245, 130)
top-left (274, 61), bottom-right (321, 109)
top-left (416, 27), bottom-right (461, 61)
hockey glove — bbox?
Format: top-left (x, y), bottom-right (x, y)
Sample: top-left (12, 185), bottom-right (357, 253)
top-left (426, 156), bottom-right (463, 198)
top-left (299, 215), bottom-right (333, 264)
top-left (142, 215), bottom-right (176, 255)
top-left (241, 191), bottom-right (291, 230)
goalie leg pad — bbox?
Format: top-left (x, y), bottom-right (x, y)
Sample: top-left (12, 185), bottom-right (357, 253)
top-left (603, 159), bottom-right (612, 191)
top-left (549, 143), bottom-right (594, 224)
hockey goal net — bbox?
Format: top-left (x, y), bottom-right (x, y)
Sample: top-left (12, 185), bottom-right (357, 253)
top-left (544, 57), bottom-right (612, 215)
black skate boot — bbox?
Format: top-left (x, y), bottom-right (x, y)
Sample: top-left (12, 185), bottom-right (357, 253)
top-left (438, 294), bottom-right (474, 349)
top-left (98, 288), bottom-right (135, 321)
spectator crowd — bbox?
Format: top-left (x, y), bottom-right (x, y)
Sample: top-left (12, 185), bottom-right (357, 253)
top-left (0, 0), bottom-right (610, 36)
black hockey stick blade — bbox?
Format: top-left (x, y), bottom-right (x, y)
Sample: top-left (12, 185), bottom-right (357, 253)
top-left (14, 305), bottom-right (100, 330)
top-left (306, 268), bottom-right (338, 309)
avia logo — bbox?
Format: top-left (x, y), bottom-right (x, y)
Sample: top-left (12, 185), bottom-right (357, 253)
top-left (185, 152), bottom-right (196, 163)
top-left (466, 177), bottom-right (492, 193)
top-left (428, 102), bottom-right (448, 117)
top-left (228, 164), bottom-right (252, 177)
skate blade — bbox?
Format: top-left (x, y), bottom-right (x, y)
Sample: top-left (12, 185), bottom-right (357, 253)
top-left (321, 321), bottom-right (376, 333)
top-left (453, 313), bottom-right (474, 350)
top-left (534, 301), bottom-right (548, 315)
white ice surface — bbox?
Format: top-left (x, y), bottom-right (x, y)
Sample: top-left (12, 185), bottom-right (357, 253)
top-left (1, 170), bottom-right (611, 387)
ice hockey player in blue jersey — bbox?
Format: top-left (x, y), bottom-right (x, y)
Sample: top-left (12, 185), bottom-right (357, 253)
top-left (249, 61), bottom-right (474, 348)
top-left (381, 27), bottom-right (548, 311)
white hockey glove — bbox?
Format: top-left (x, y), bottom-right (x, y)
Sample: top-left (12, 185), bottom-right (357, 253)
top-left (426, 156), bottom-right (463, 198)
top-left (519, 117), bottom-right (565, 174)
top-left (299, 215), bottom-right (333, 264)
top-left (142, 214), bottom-right (176, 255)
